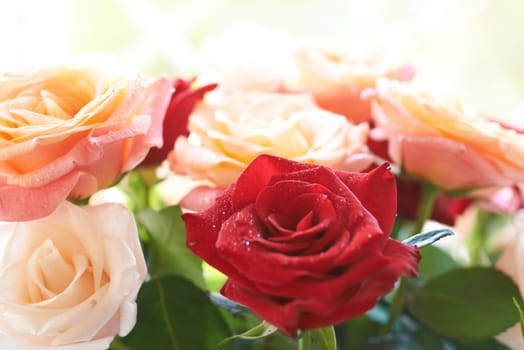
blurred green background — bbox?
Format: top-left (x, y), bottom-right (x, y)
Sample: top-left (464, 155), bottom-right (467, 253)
top-left (2, 0), bottom-right (524, 115)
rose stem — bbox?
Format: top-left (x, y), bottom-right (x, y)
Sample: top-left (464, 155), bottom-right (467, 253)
top-left (298, 330), bottom-right (312, 350)
top-left (382, 181), bottom-right (439, 334)
top-left (467, 208), bottom-right (493, 265)
top-left (410, 181), bottom-right (439, 237)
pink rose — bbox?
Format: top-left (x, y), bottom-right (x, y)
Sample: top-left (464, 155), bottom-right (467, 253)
top-left (0, 201), bottom-right (147, 349)
top-left (370, 79), bottom-right (524, 192)
top-left (285, 47), bottom-right (415, 123)
top-left (0, 64), bottom-right (172, 221)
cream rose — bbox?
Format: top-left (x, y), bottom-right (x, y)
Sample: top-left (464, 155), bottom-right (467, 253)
top-left (0, 201), bottom-right (147, 349)
top-left (169, 91), bottom-right (372, 188)
top-left (370, 79), bottom-right (524, 191)
top-left (496, 211), bottom-right (524, 350)
top-left (0, 64), bottom-right (172, 221)
top-left (285, 47), bottom-right (415, 123)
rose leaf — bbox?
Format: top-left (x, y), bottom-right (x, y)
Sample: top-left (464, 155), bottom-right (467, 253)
top-left (138, 205), bottom-right (206, 289)
top-left (418, 246), bottom-right (458, 280)
top-left (216, 320), bottom-right (278, 348)
top-left (402, 228), bottom-right (454, 248)
top-left (513, 296), bottom-right (524, 338)
top-left (310, 326), bottom-right (337, 350)
top-left (408, 267), bottom-right (523, 339)
top-left (113, 275), bottom-right (232, 350)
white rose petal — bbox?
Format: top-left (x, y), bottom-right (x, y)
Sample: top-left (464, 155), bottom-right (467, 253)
top-left (0, 201), bottom-right (147, 350)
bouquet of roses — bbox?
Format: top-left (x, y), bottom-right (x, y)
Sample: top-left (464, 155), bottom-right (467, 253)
top-left (1, 26), bottom-right (523, 350)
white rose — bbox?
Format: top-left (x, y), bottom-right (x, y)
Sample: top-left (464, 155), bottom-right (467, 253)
top-left (170, 91), bottom-right (372, 188)
top-left (0, 201), bottom-right (147, 349)
top-left (496, 210), bottom-right (524, 350)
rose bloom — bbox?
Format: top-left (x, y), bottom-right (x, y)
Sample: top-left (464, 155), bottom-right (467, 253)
top-left (496, 211), bottom-right (524, 350)
top-left (140, 78), bottom-right (217, 168)
top-left (198, 24), bottom-right (414, 125)
top-left (0, 201), bottom-right (147, 349)
top-left (0, 64), bottom-right (172, 221)
top-left (184, 154), bottom-right (420, 336)
top-left (284, 47), bottom-right (415, 123)
top-left (170, 91), bottom-right (372, 189)
top-left (370, 79), bottom-right (524, 192)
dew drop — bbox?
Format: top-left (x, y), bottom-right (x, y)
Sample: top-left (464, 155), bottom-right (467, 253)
top-left (187, 241), bottom-right (197, 247)
top-left (242, 240), bottom-right (251, 251)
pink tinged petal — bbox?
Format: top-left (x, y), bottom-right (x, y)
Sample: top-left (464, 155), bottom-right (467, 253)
top-left (179, 185), bottom-right (225, 212)
top-left (120, 77), bottom-right (173, 171)
top-left (399, 135), bottom-right (515, 191)
top-left (0, 333), bottom-right (114, 350)
top-left (477, 185), bottom-right (523, 214)
top-left (0, 172), bottom-right (83, 221)
top-left (117, 301), bottom-right (137, 337)
top-left (9, 114), bottom-right (151, 189)
top-left (170, 137), bottom-right (246, 187)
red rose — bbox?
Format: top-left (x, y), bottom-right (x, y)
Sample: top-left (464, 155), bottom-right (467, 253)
top-left (184, 155), bottom-right (420, 336)
top-left (140, 78), bottom-right (217, 167)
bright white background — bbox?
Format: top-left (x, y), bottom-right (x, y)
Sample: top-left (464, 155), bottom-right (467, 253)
top-left (1, 0), bottom-right (524, 115)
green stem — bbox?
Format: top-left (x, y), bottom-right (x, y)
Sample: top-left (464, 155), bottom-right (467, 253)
top-left (467, 208), bottom-right (492, 265)
top-left (410, 182), bottom-right (439, 237)
top-left (298, 330), bottom-right (312, 350)
top-left (382, 182), bottom-right (439, 335)
top-left (380, 278), bottom-right (407, 335)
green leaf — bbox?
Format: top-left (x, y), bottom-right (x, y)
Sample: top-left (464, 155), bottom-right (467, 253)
top-left (354, 334), bottom-right (437, 350)
top-left (408, 267), bottom-right (523, 339)
top-left (139, 206), bottom-right (205, 289)
top-left (402, 228), bottom-right (454, 248)
top-left (513, 296), bottom-right (524, 338)
top-left (310, 326), bottom-right (337, 350)
top-left (119, 172), bottom-right (148, 212)
top-left (451, 337), bottom-right (511, 350)
top-left (336, 315), bottom-right (382, 349)
top-left (418, 246), bottom-right (458, 280)
top-left (115, 276), bottom-right (232, 350)
top-left (217, 320), bottom-right (278, 348)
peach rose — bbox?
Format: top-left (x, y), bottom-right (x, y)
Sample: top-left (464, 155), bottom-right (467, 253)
top-left (496, 211), bottom-right (524, 350)
top-left (284, 47), bottom-right (415, 123)
top-left (198, 25), bottom-right (413, 125)
top-left (170, 91), bottom-right (372, 188)
top-left (0, 201), bottom-right (147, 349)
top-left (370, 79), bottom-right (524, 192)
top-left (0, 64), bottom-right (173, 221)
